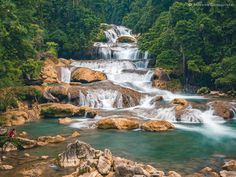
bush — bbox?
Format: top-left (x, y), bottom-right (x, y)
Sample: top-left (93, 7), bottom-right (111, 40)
top-left (197, 87), bottom-right (211, 94)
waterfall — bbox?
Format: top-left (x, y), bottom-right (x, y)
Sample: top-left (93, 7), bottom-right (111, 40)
top-left (78, 90), bottom-right (124, 109)
top-left (94, 24), bottom-right (148, 62)
top-left (60, 67), bottom-right (71, 84)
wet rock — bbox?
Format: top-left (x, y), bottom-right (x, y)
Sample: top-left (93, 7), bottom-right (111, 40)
top-left (37, 135), bottom-right (65, 145)
top-left (97, 118), bottom-right (140, 130)
top-left (40, 103), bottom-right (97, 118)
top-left (220, 170), bottom-right (236, 177)
top-left (150, 96), bottom-right (164, 106)
top-left (208, 101), bottom-right (234, 120)
top-left (97, 149), bottom-right (113, 175)
top-left (153, 68), bottom-right (171, 81)
top-left (72, 67), bottom-right (107, 83)
top-left (0, 164), bottom-right (13, 170)
top-left (171, 98), bottom-right (190, 120)
top-left (2, 142), bottom-right (17, 152)
top-left (222, 160), bottom-right (236, 171)
top-left (58, 117), bottom-right (75, 125)
top-left (71, 131), bottom-right (80, 138)
top-left (57, 140), bottom-right (96, 167)
top-left (141, 120), bottom-right (175, 132)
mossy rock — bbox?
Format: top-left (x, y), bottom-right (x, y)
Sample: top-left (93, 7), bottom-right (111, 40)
top-left (197, 87), bottom-right (210, 94)
top-left (41, 108), bottom-right (74, 118)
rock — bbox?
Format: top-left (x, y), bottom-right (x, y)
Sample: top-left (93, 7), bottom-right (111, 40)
top-left (71, 131), bottom-right (80, 138)
top-left (0, 164), bottom-right (13, 170)
top-left (40, 58), bottom-right (60, 84)
top-left (141, 120), bottom-right (175, 132)
top-left (97, 149), bottom-right (113, 175)
top-left (153, 68), bottom-right (171, 81)
top-left (2, 142), bottom-right (17, 152)
top-left (208, 101), bottom-right (234, 120)
top-left (171, 98), bottom-right (190, 120)
top-left (58, 117), bottom-right (75, 125)
top-left (97, 118), bottom-right (140, 130)
top-left (222, 160), bottom-right (236, 171)
top-left (152, 80), bottom-right (167, 90)
top-left (4, 111), bottom-right (28, 126)
top-left (19, 131), bottom-right (28, 138)
top-left (16, 137), bottom-right (37, 149)
top-left (220, 170), bottom-right (236, 177)
top-left (113, 157), bottom-right (151, 177)
top-left (37, 135), bottom-right (65, 144)
top-left (167, 171), bottom-right (182, 177)
top-left (72, 67), bottom-right (107, 83)
top-left (57, 141), bottom-right (96, 167)
top-left (41, 155), bottom-right (49, 160)
top-left (24, 153), bottom-right (30, 157)
top-left (150, 96), bottom-right (164, 106)
top-left (40, 103), bottom-right (97, 118)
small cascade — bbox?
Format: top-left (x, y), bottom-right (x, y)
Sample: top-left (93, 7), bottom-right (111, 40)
top-left (71, 60), bottom-right (136, 74)
top-left (60, 67), bottom-right (71, 84)
top-left (78, 90), bottom-right (125, 109)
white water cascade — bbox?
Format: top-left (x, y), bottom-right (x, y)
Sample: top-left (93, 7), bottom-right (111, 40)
top-left (58, 24), bottom-right (236, 140)
top-left (94, 24), bottom-right (148, 62)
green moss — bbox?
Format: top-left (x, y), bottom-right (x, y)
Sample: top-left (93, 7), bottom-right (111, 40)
top-left (41, 108), bottom-right (73, 118)
top-left (197, 87), bottom-right (211, 94)
top-left (0, 115), bottom-right (7, 126)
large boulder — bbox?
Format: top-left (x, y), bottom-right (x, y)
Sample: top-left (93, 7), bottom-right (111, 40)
top-left (97, 118), bottom-right (140, 130)
top-left (72, 67), bottom-right (107, 83)
top-left (57, 141), bottom-right (97, 168)
top-left (3, 111), bottom-right (28, 126)
top-left (208, 101), bottom-right (234, 120)
top-left (171, 98), bottom-right (190, 120)
top-left (40, 103), bottom-right (97, 118)
top-left (141, 120), bottom-right (175, 132)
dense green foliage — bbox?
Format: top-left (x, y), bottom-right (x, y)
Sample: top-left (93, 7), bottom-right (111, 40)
top-left (136, 0), bottom-right (235, 90)
top-left (0, 0), bottom-right (235, 93)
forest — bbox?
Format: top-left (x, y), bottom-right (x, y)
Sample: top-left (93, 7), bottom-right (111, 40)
top-left (0, 0), bottom-right (235, 91)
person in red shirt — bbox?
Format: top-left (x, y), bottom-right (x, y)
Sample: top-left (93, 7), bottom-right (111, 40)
top-left (8, 129), bottom-right (16, 138)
